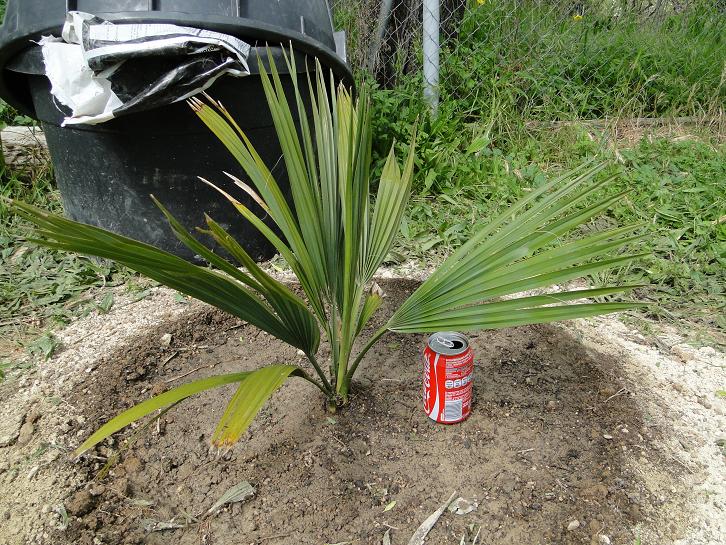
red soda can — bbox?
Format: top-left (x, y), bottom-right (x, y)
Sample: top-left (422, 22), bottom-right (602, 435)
top-left (423, 332), bottom-right (474, 424)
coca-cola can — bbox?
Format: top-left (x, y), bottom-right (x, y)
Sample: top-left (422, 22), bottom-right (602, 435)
top-left (423, 332), bottom-right (474, 424)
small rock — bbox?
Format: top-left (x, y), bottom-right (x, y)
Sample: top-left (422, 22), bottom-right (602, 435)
top-left (176, 463), bottom-right (194, 480)
top-left (598, 535), bottom-right (611, 544)
top-left (671, 345), bottom-right (693, 362)
top-left (580, 484), bottom-right (609, 501)
top-left (567, 520), bottom-right (581, 531)
top-left (671, 382), bottom-right (686, 394)
top-left (546, 400), bottom-right (558, 412)
top-left (66, 490), bottom-right (96, 517)
top-left (17, 422), bottom-right (35, 446)
top-left (89, 485), bottom-right (105, 497)
top-left (110, 477), bottom-right (130, 496)
top-left (697, 397), bottom-right (712, 410)
top-left (0, 431), bottom-right (18, 448)
top-left (448, 497), bottom-right (478, 515)
top-left (463, 438), bottom-right (472, 449)
top-left (603, 434), bottom-right (613, 440)
top-left (627, 491), bottom-right (643, 504)
top-left (124, 456), bottom-right (143, 473)
top-left (160, 333), bottom-right (173, 348)
top-left (27, 466), bottom-right (39, 480)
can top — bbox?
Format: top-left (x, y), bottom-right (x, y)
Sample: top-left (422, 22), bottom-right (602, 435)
top-left (427, 331), bottom-right (469, 356)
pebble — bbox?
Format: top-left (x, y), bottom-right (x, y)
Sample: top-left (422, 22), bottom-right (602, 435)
top-left (0, 431), bottom-right (19, 448)
top-left (160, 333), bottom-right (173, 348)
top-left (89, 485), bottom-right (105, 497)
top-left (567, 520), bottom-right (581, 531)
top-left (66, 490), bottom-right (96, 516)
top-left (27, 466), bottom-right (39, 480)
top-left (598, 535), bottom-right (611, 544)
top-left (17, 422), bottom-right (35, 446)
top-left (603, 434), bottom-right (613, 440)
top-left (671, 345), bottom-right (693, 362)
top-left (546, 400), bottom-right (558, 412)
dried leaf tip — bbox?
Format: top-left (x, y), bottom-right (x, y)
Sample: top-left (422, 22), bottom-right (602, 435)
top-left (198, 177), bottom-right (242, 206)
top-left (201, 91), bottom-right (224, 111)
top-left (187, 97), bottom-right (204, 112)
top-left (223, 172), bottom-right (270, 212)
top-left (371, 282), bottom-right (386, 299)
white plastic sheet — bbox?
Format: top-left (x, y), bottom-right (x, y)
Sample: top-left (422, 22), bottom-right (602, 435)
top-left (41, 12), bottom-right (251, 126)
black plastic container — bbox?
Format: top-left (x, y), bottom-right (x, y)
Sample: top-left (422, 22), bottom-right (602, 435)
top-left (0, 1), bottom-right (351, 261)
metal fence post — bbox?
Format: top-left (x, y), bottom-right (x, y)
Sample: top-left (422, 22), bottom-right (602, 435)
top-left (423, 0), bottom-right (440, 116)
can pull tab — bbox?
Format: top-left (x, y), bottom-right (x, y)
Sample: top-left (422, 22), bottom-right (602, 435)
top-left (436, 336), bottom-right (455, 349)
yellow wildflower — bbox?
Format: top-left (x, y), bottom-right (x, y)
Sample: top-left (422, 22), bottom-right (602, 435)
top-left (572, 14), bottom-right (583, 21)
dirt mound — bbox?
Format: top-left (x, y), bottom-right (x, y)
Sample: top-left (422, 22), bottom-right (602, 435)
top-left (3, 279), bottom-right (721, 544)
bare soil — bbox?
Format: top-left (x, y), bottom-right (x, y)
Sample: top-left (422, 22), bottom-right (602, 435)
top-left (1, 278), bottom-right (723, 545)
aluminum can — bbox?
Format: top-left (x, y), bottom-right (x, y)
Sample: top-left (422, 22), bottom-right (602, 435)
top-left (422, 332), bottom-right (474, 424)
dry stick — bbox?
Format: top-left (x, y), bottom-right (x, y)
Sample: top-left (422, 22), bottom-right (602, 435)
top-left (408, 491), bottom-right (458, 545)
top-left (161, 351), bottom-right (179, 367)
top-left (164, 363), bottom-right (212, 384)
top-left (471, 526), bottom-right (482, 545)
top-left (259, 533), bottom-right (294, 543)
top-left (603, 387), bottom-right (628, 404)
top-left (668, 454), bottom-right (695, 474)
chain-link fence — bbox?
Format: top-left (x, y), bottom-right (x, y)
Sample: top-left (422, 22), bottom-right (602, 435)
top-left (331, 0), bottom-right (725, 121)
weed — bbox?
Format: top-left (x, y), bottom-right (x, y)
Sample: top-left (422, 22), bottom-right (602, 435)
top-left (95, 292), bottom-right (115, 314)
top-left (0, 169), bottom-right (127, 352)
top-left (27, 331), bottom-right (58, 360)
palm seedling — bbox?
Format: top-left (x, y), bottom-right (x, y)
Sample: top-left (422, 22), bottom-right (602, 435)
top-left (11, 50), bottom-right (646, 455)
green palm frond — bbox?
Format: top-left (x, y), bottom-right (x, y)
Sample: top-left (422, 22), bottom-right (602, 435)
top-left (388, 164), bottom-right (647, 333)
top-left (10, 46), bottom-right (649, 457)
top-left (12, 201), bottom-right (313, 351)
top-left (75, 372), bottom-right (252, 455)
top-left (212, 365), bottom-right (307, 447)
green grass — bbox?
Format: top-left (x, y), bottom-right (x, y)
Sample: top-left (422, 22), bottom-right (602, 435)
top-left (389, 124), bottom-right (726, 342)
top-left (449, 1), bottom-right (725, 122)
top-left (359, 1), bottom-right (725, 342)
top-left (0, 169), bottom-right (128, 358)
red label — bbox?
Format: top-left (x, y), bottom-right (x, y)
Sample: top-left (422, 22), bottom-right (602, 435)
top-left (423, 345), bottom-right (474, 424)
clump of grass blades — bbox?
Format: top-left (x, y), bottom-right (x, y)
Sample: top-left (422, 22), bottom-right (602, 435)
top-left (9, 48), bottom-right (647, 454)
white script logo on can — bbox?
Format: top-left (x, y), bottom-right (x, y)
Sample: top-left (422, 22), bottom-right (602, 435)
top-left (422, 332), bottom-right (474, 424)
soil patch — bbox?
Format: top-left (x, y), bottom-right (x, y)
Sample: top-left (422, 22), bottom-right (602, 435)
top-left (31, 279), bottom-right (672, 545)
